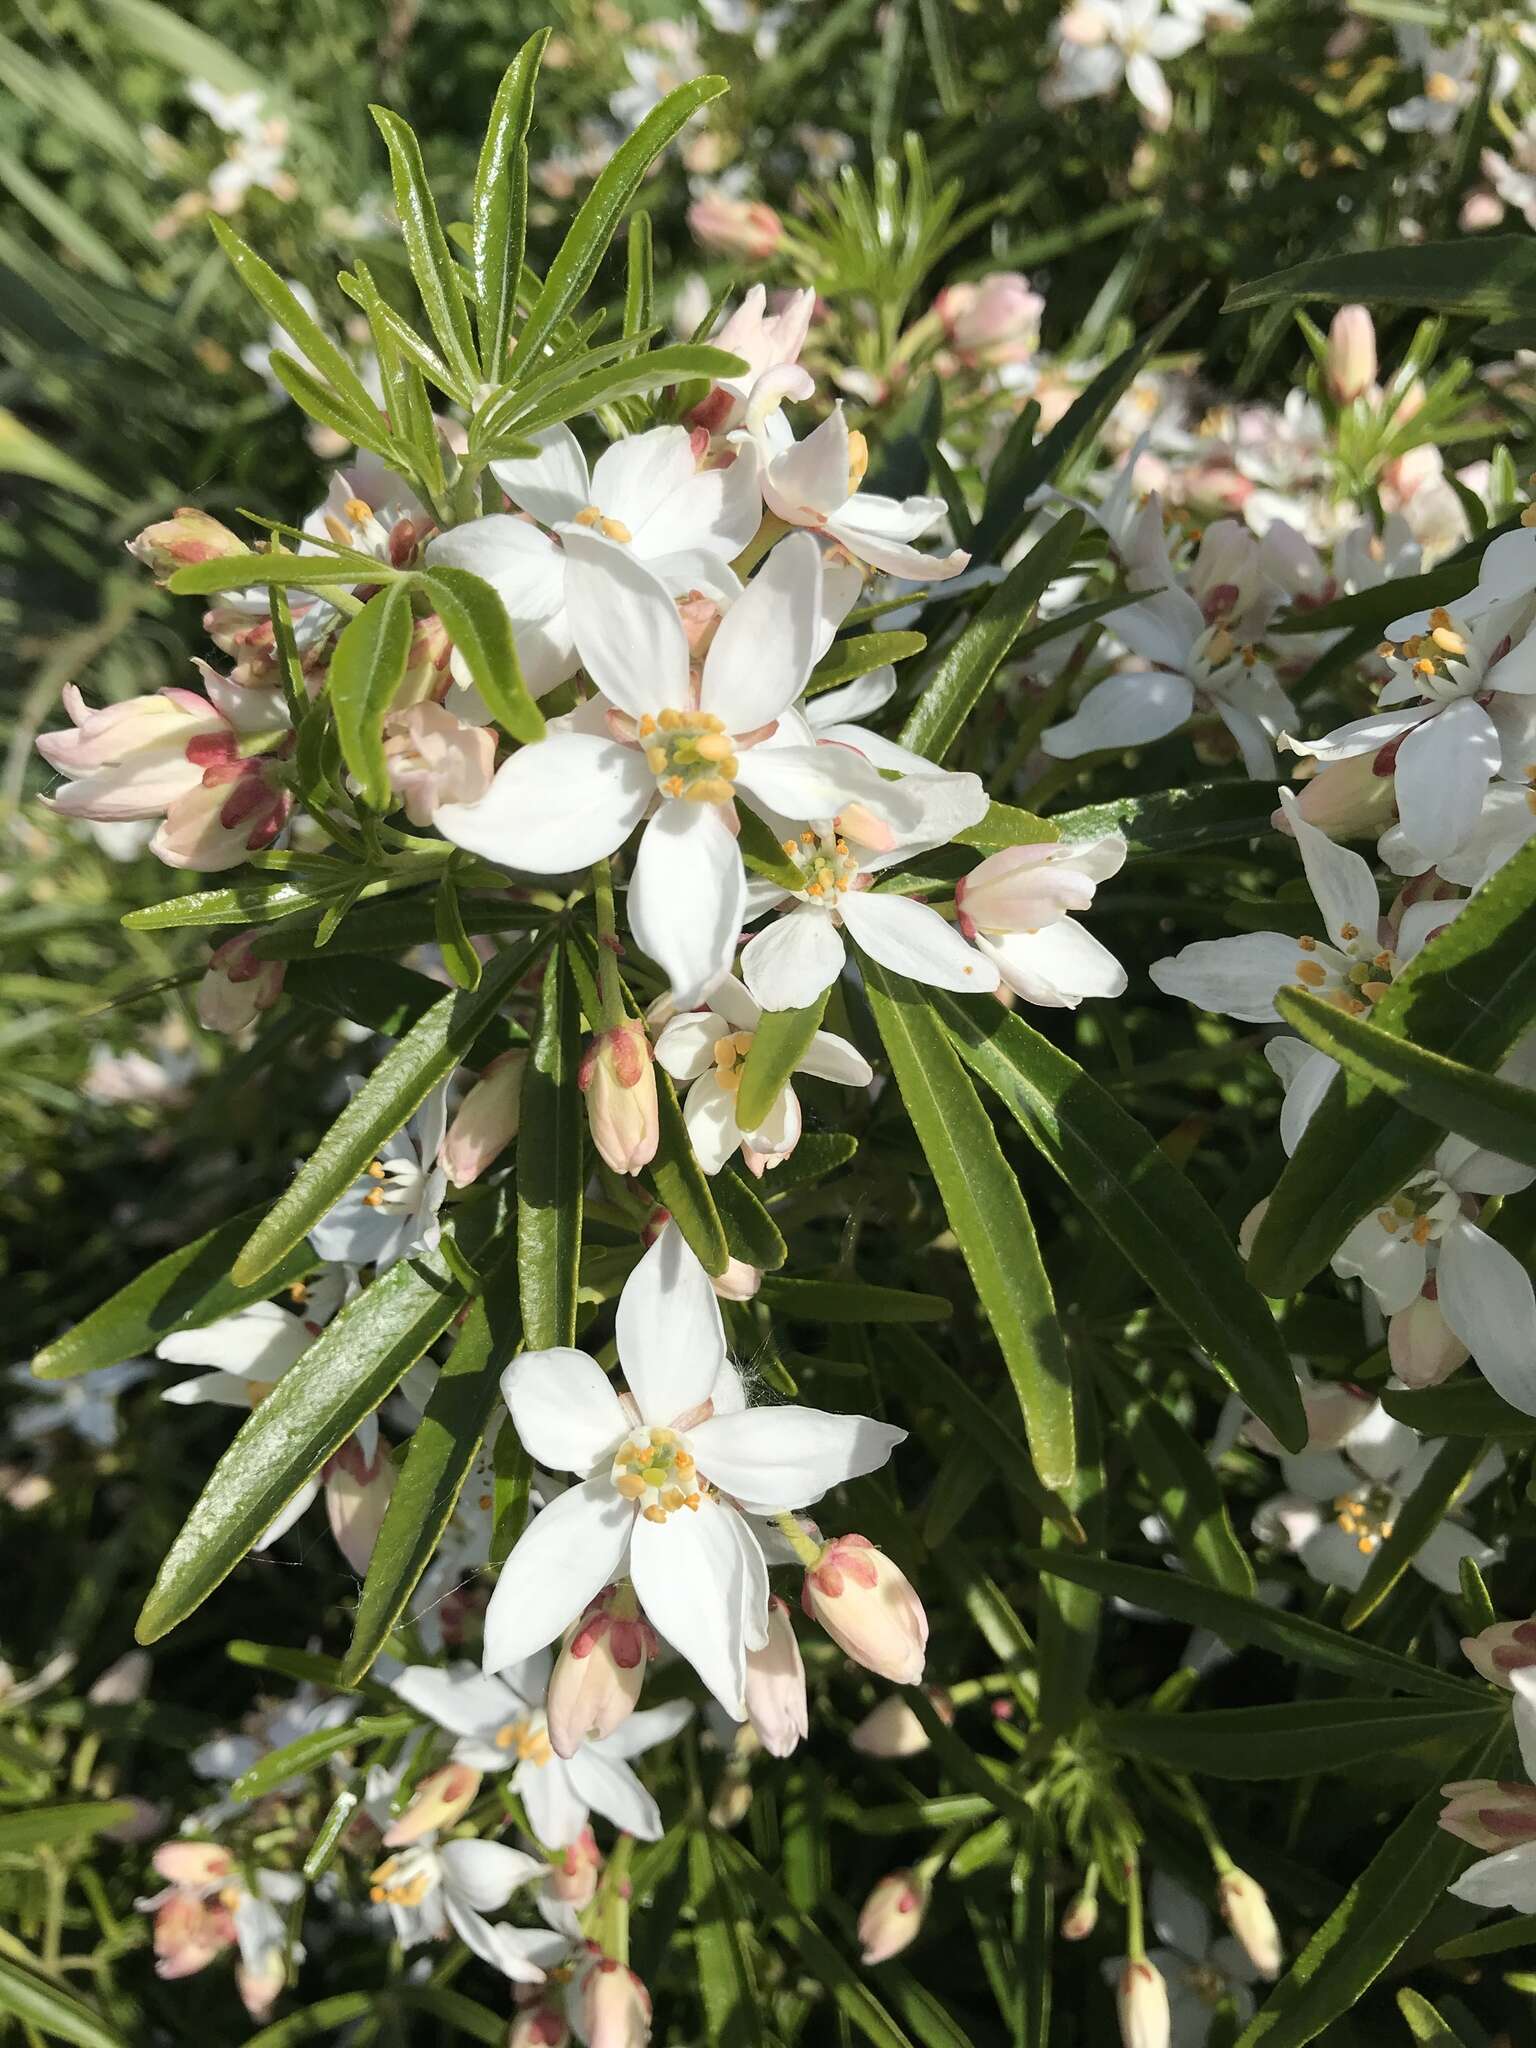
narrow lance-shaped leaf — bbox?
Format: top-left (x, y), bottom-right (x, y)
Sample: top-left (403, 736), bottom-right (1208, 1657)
top-left (230, 1713), bottom-right (413, 1802)
top-left (642, 1060), bottom-right (730, 1278)
top-left (328, 581), bottom-right (413, 811)
top-left (415, 564), bottom-right (545, 746)
top-left (167, 550), bottom-right (392, 597)
top-left (1035, 1372), bottom-right (1102, 1733)
top-left (472, 32), bottom-right (546, 376)
top-left (736, 989), bottom-right (829, 1133)
top-left (370, 105), bottom-right (481, 392)
top-left (1098, 1698), bottom-right (1502, 1781)
top-left (209, 215), bottom-right (384, 427)
top-left (863, 962), bottom-right (1075, 1489)
top-left (0, 1952), bottom-right (126, 2048)
top-left (518, 946), bottom-right (584, 1349)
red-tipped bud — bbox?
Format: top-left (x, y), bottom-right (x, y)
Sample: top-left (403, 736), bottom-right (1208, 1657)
top-left (546, 1584), bottom-right (657, 1759)
top-left (857, 1869), bottom-right (928, 1964)
top-left (802, 1535), bottom-right (927, 1685)
top-left (128, 508), bottom-right (244, 582)
top-left (579, 1019), bottom-right (659, 1175)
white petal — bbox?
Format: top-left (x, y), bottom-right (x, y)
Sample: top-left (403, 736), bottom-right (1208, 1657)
top-left (629, 1496), bottom-right (748, 1717)
top-left (1279, 790), bottom-right (1382, 950)
top-left (441, 1837), bottom-right (546, 1912)
top-left (1297, 1521), bottom-right (1372, 1591)
top-left (1394, 699), bottom-right (1500, 863)
top-left (161, 1370), bottom-right (257, 1410)
top-left (765, 409), bottom-right (850, 522)
top-left (482, 1479), bottom-right (634, 1673)
top-left (561, 527), bottom-right (691, 719)
top-left (490, 424), bottom-right (590, 528)
top-left (591, 427), bottom-right (698, 537)
top-left (436, 732), bottom-right (651, 874)
top-left (1278, 1046), bottom-right (1339, 1155)
top-left (701, 532), bottom-right (823, 732)
top-left (1283, 706), bottom-right (1426, 761)
top-left (501, 1348), bottom-right (628, 1474)
top-left (1437, 1218), bottom-right (1536, 1415)
top-left (703, 974), bottom-right (762, 1034)
top-left (839, 888), bottom-right (1000, 993)
top-left (1149, 1872), bottom-right (1211, 1963)
top-left (979, 920), bottom-right (1127, 1009)
top-left (429, 519), bottom-right (577, 699)
top-left (1449, 1845), bottom-right (1536, 1913)
top-left (1040, 671), bottom-right (1195, 757)
top-left (392, 1662), bottom-right (512, 1740)
top-left (155, 1301), bottom-right (311, 1376)
top-left (518, 1757), bottom-right (591, 1849)
top-left (733, 741), bottom-right (893, 822)
top-left (807, 666), bottom-right (897, 729)
top-left (682, 1073), bottom-right (744, 1175)
top-left (795, 1029), bottom-right (873, 1087)
top-left (691, 1405), bottom-right (906, 1511)
top-left (1414, 1518), bottom-right (1500, 1594)
top-left (1514, 1668), bottom-right (1536, 1782)
top-left (1331, 1218), bottom-right (1426, 1314)
top-left (256, 1478), bottom-right (319, 1550)
top-left (740, 907), bottom-right (846, 1012)
top-left (563, 1748), bottom-right (663, 1840)
top-left (1149, 932), bottom-right (1303, 1024)
top-left (616, 1223), bottom-right (727, 1425)
top-left (629, 803), bottom-right (745, 1008)
top-left (654, 1009), bottom-right (727, 1084)
top-left (590, 1697), bottom-right (694, 1761)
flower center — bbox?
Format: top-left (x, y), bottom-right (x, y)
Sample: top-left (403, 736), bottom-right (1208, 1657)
top-left (1333, 1483), bottom-right (1396, 1555)
top-left (1185, 1962), bottom-right (1230, 2008)
top-left (1291, 929), bottom-right (1397, 1014)
top-left (1425, 70), bottom-right (1461, 103)
top-left (572, 505), bottom-right (633, 543)
top-left (712, 1030), bottom-right (755, 1093)
top-left (611, 1425), bottom-right (703, 1523)
top-left (1371, 1171), bottom-right (1459, 1249)
top-left (362, 1156), bottom-right (425, 1211)
top-left (325, 495), bottom-right (391, 554)
top-left (369, 1850), bottom-right (438, 1909)
top-left (1378, 608), bottom-right (1477, 703)
top-left (784, 828), bottom-right (861, 902)
top-left (638, 710), bottom-right (738, 804)
top-left (494, 1712), bottom-right (555, 1766)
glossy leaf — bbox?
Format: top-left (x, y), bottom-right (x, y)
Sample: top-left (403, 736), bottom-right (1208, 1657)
top-left (689, 1828), bottom-right (767, 2048)
top-left (735, 989), bottom-right (829, 1133)
top-left (643, 1062), bottom-right (730, 1277)
top-left (165, 549), bottom-right (387, 597)
top-left (518, 947), bottom-right (583, 1348)
top-left (1035, 1373), bottom-right (1103, 1733)
top-left (209, 215), bottom-right (384, 426)
top-left (1049, 779), bottom-right (1279, 858)
top-left (758, 1276), bottom-right (951, 1323)
top-left (807, 630), bottom-right (927, 697)
top-left (1397, 1990), bottom-right (1472, 2047)
top-left (715, 1164), bottom-right (789, 1273)
top-left (1226, 238), bottom-right (1536, 320)
top-left (370, 106), bottom-right (481, 391)
top-left (416, 563), bottom-right (545, 745)
top-left (1380, 1379), bottom-right (1536, 1439)
top-left (328, 581), bottom-right (413, 811)
top-left (230, 1713), bottom-right (411, 1802)
top-left (864, 962), bottom-right (1075, 1490)
top-left (472, 34), bottom-right (546, 376)
top-left (1098, 1698), bottom-right (1500, 1779)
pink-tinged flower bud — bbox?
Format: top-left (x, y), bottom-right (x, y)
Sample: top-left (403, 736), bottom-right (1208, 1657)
top-left (547, 1827), bottom-right (603, 1911)
top-left (1116, 1959), bottom-right (1171, 2048)
top-left (128, 508), bottom-right (244, 582)
top-left (745, 1596), bottom-right (809, 1758)
top-left (236, 1950), bottom-right (287, 2020)
top-left (576, 1950), bottom-right (652, 2048)
top-left (686, 192), bottom-right (783, 263)
top-left (197, 929), bottom-right (285, 1034)
top-left (324, 1434), bottom-right (395, 1573)
top-left (152, 1841), bottom-right (234, 1888)
top-left (1461, 1618), bottom-right (1536, 1689)
top-left (546, 1584), bottom-right (657, 1759)
top-left (850, 1688), bottom-right (952, 1759)
top-left (1438, 1777), bottom-right (1536, 1852)
top-left (151, 1890), bottom-right (236, 1980)
top-left (397, 613), bottom-right (455, 708)
top-left (802, 1535), bottom-right (927, 1685)
top-left (1389, 1291), bottom-right (1470, 1389)
top-left (441, 1050), bottom-right (528, 1186)
top-left (383, 701), bottom-right (496, 825)
top-left (710, 1771), bottom-right (753, 1830)
top-left (1271, 756), bottom-right (1395, 840)
top-left (857, 1869), bottom-right (928, 1964)
top-left (934, 273), bottom-right (1044, 366)
top-left (509, 2002), bottom-right (571, 2048)
top-left (1325, 306), bottom-right (1377, 404)
top-left (579, 1019), bottom-right (659, 1175)
top-left (381, 1763), bottom-right (482, 1847)
top-left (956, 835), bottom-right (1125, 938)
top-left (1060, 1888), bottom-right (1099, 1940)
top-left (1461, 190), bottom-right (1506, 233)
top-left (1217, 1869), bottom-right (1282, 1980)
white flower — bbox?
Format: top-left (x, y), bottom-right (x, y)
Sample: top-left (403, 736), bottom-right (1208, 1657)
top-left (483, 1226), bottom-right (905, 1716)
top-left (691, 285), bottom-right (817, 437)
top-left (391, 1654), bottom-right (691, 1846)
top-left (310, 1085), bottom-right (450, 1270)
top-left (1443, 1668), bottom-right (1536, 1913)
top-left (655, 974), bottom-right (871, 1173)
top-left (1380, 771), bottom-right (1536, 890)
top-left (429, 425), bottom-right (761, 701)
top-left (1042, 0), bottom-right (1204, 132)
top-left (435, 532), bottom-right (894, 1004)
top-left (1252, 1400), bottom-right (1501, 1595)
top-left (1387, 29), bottom-right (1512, 137)
top-left (956, 834), bottom-right (1127, 1007)
top-left (7, 1361), bottom-right (147, 1450)
top-left (1104, 1875), bottom-right (1259, 2048)
top-left (1283, 591), bottom-right (1536, 864)
top-left (740, 402), bottom-right (970, 583)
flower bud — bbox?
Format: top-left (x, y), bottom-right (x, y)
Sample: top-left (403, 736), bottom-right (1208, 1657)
top-left (1325, 305), bottom-right (1377, 404)
top-left (934, 273), bottom-right (1044, 366)
top-left (1060, 1888), bottom-right (1099, 1940)
top-left (128, 508), bottom-right (244, 582)
top-left (197, 929), bottom-right (285, 1035)
top-left (1116, 1959), bottom-right (1171, 2048)
top-left (710, 1769), bottom-right (754, 1830)
top-left (323, 1434), bottom-right (395, 1574)
top-left (956, 836), bottom-right (1125, 938)
top-left (745, 1596), bottom-right (809, 1758)
top-left (1461, 1618), bottom-right (1536, 1689)
top-left (546, 1584), bottom-right (657, 1759)
top-left (509, 2003), bottom-right (571, 2048)
top-left (576, 1950), bottom-right (652, 2048)
top-left (1438, 1777), bottom-right (1536, 1852)
top-left (383, 700), bottom-right (496, 825)
top-left (857, 1869), bottom-right (928, 1964)
top-left (687, 192), bottom-right (783, 263)
top-left (1270, 755), bottom-right (1395, 840)
top-left (548, 1826), bottom-right (603, 1911)
top-left (381, 1762), bottom-right (482, 1847)
top-left (1389, 1292), bottom-right (1470, 1389)
top-left (441, 1050), bottom-right (528, 1186)
top-left (1217, 1868), bottom-right (1282, 1980)
top-left (850, 1689), bottom-right (952, 1759)
top-left (89, 1650), bottom-right (151, 1706)
top-left (579, 1019), bottom-right (659, 1175)
top-left (802, 1535), bottom-right (927, 1685)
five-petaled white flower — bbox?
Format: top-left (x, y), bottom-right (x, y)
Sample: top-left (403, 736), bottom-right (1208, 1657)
top-left (392, 1653), bottom-right (692, 1847)
top-left (654, 973), bottom-right (872, 1174)
top-left (1041, 0), bottom-right (1204, 133)
top-left (484, 1225), bottom-right (905, 1716)
top-left (310, 1085), bottom-right (450, 1271)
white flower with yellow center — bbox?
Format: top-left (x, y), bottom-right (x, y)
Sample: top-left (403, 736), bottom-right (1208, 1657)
top-left (391, 1653), bottom-right (691, 1848)
top-left (310, 1083), bottom-right (449, 1271)
top-left (483, 1225), bottom-right (905, 1716)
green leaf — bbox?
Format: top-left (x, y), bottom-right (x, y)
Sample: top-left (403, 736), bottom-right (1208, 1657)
top-left (0, 1953), bottom-right (125, 2048)
top-left (715, 1165), bottom-right (789, 1273)
top-left (209, 215), bottom-right (385, 424)
top-left (1381, 1379), bottom-right (1536, 1439)
top-left (897, 511), bottom-right (1085, 764)
top-left (807, 630), bottom-right (928, 697)
top-left (863, 963), bottom-right (1074, 1489)
top-left (1396, 1990), bottom-right (1471, 2046)
top-left (1035, 1373), bottom-right (1103, 1732)
top-left (934, 992), bottom-right (1304, 1450)
top-left (1098, 1698), bottom-right (1501, 1780)
top-left (644, 1063), bottom-right (730, 1278)
top-left (242, 1997), bottom-right (379, 2048)
top-left (735, 990), bottom-right (829, 1133)
top-left (955, 801), bottom-right (1055, 851)
top-left (122, 871), bottom-right (387, 933)
top-left (509, 76), bottom-right (728, 379)
top-left (137, 1230), bottom-right (477, 1643)
top-left (1276, 984), bottom-right (1536, 1168)
top-left (234, 939), bottom-right (536, 1286)
top-left (1052, 780), bottom-right (1280, 859)
top-left (230, 1712), bottom-right (411, 1802)
top-left (370, 106), bottom-right (481, 391)
top-left (32, 1206), bottom-right (313, 1379)
top-left (1249, 838), bottom-right (1536, 1295)
top-left (417, 563), bottom-right (545, 746)
top-left (1096, 1356), bottom-right (1256, 1597)
top-left (736, 804), bottom-right (803, 892)
top-left (284, 950), bottom-right (527, 1061)
top-left (166, 549), bottom-right (387, 597)
top-left (518, 948), bottom-right (583, 1349)
top-left (395, 1986), bottom-right (509, 2045)
top-left (433, 869), bottom-right (482, 991)
top-left (1225, 238), bottom-right (1536, 321)
top-left (504, 343), bottom-right (748, 438)
top-left (0, 1802), bottom-right (136, 1851)
top-left (758, 1277), bottom-right (951, 1323)
top-left (1234, 1721), bottom-right (1510, 2048)
top-left (329, 582), bottom-right (414, 811)
top-left (689, 1828), bottom-right (767, 2048)
top-left (343, 1250), bottom-right (519, 1683)
top-left (1435, 1911), bottom-right (1536, 1961)
top-left (473, 34), bottom-right (546, 376)
top-left (1342, 1434), bottom-right (1493, 1629)
top-left (268, 350), bottom-right (399, 460)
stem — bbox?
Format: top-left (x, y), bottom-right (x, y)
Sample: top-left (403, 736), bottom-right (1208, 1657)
top-left (1171, 1771), bottom-right (1234, 1875)
top-left (1123, 1849), bottom-right (1147, 1963)
top-left (591, 857), bottom-right (626, 1030)
top-left (730, 511), bottom-right (792, 579)
top-left (771, 1509), bottom-right (824, 1568)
